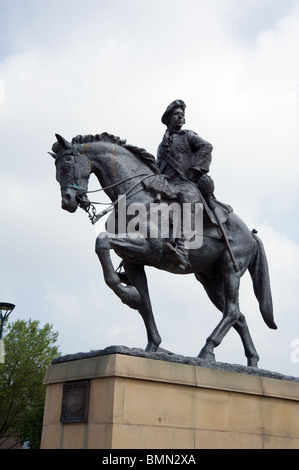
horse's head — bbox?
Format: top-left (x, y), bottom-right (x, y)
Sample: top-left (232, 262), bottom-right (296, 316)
top-left (49, 134), bottom-right (91, 213)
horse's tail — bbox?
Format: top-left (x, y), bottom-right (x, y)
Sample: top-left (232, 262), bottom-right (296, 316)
top-left (248, 232), bottom-right (277, 329)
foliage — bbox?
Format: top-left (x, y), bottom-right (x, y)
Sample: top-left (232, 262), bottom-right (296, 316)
top-left (0, 319), bottom-right (60, 448)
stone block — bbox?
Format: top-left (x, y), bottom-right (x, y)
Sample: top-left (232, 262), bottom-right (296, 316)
top-left (41, 352), bottom-right (299, 449)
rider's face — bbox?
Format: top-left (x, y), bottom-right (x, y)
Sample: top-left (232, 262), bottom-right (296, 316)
top-left (168, 108), bottom-right (185, 131)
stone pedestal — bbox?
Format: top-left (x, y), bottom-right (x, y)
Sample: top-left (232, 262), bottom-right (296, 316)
top-left (41, 351), bottom-right (299, 449)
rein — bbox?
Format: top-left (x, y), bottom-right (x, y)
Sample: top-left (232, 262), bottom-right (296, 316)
top-left (63, 173), bottom-right (150, 198)
top-left (78, 173), bottom-right (152, 225)
top-left (56, 148), bottom-right (153, 225)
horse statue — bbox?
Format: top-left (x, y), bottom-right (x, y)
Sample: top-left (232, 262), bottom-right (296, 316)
top-left (49, 132), bottom-right (277, 367)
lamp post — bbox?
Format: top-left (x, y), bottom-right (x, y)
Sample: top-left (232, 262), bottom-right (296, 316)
top-left (0, 303), bottom-right (15, 363)
top-left (0, 302), bottom-right (15, 340)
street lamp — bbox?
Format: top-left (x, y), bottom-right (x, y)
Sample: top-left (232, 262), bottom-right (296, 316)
top-left (0, 303), bottom-right (15, 363)
top-left (0, 302), bottom-right (15, 340)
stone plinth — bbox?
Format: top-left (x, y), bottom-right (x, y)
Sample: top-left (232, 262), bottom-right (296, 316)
top-left (41, 350), bottom-right (299, 449)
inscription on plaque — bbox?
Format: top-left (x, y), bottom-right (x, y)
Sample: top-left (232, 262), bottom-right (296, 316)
top-left (60, 380), bottom-right (90, 423)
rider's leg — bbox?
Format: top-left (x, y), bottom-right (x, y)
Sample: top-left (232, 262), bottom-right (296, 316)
top-left (166, 183), bottom-right (200, 271)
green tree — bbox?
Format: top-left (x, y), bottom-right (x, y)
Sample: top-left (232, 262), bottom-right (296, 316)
top-left (0, 319), bottom-right (60, 448)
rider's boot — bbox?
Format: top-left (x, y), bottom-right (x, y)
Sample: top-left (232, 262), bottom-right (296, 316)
top-left (164, 239), bottom-right (190, 271)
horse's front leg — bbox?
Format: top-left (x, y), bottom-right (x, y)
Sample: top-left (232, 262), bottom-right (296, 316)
top-left (95, 234), bottom-right (141, 310)
top-left (123, 260), bottom-right (161, 353)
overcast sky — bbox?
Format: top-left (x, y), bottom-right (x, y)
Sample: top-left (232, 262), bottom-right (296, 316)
top-left (1, 0), bottom-right (299, 377)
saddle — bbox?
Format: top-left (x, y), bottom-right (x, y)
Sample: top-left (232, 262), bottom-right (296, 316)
top-left (142, 174), bottom-right (233, 240)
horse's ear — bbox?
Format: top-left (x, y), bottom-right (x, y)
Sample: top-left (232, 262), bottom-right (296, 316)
top-left (55, 133), bottom-right (72, 149)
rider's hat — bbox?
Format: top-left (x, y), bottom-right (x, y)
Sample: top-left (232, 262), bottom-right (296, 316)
top-left (161, 99), bottom-right (186, 125)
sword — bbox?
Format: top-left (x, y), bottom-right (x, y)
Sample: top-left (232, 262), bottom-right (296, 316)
top-left (207, 196), bottom-right (239, 272)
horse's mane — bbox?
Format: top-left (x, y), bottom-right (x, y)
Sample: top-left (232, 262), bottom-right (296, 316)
top-left (72, 132), bottom-right (159, 174)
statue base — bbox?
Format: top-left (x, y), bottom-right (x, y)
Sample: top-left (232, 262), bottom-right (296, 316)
top-left (41, 347), bottom-right (299, 449)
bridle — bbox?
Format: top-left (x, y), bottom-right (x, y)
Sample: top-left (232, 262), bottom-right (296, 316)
top-left (55, 149), bottom-right (152, 225)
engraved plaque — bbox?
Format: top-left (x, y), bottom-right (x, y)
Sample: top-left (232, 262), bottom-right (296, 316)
top-left (60, 380), bottom-right (90, 423)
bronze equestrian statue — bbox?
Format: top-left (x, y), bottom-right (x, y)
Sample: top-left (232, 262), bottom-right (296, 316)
top-left (49, 100), bottom-right (277, 367)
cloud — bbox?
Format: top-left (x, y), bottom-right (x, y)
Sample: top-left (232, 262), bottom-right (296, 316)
top-left (0, 0), bottom-right (299, 376)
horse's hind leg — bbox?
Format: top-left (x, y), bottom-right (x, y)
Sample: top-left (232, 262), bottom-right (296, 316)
top-left (198, 271), bottom-right (259, 366)
top-left (233, 314), bottom-right (259, 367)
top-left (198, 273), bottom-right (241, 362)
top-left (196, 272), bottom-right (259, 366)
top-left (123, 260), bottom-right (162, 353)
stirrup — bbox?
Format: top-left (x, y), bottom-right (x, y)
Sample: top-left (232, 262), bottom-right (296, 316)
top-left (164, 242), bottom-right (189, 270)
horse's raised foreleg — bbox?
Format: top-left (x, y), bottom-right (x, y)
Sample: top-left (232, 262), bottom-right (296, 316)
top-left (95, 235), bottom-right (141, 310)
top-left (123, 260), bottom-right (161, 353)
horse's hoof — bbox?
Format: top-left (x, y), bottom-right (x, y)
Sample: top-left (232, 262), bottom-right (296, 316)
top-left (145, 340), bottom-right (161, 353)
top-left (247, 358), bottom-right (259, 368)
top-left (198, 349), bottom-right (216, 362)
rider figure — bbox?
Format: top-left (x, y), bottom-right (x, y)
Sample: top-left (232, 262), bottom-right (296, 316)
top-left (157, 99), bottom-right (214, 270)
